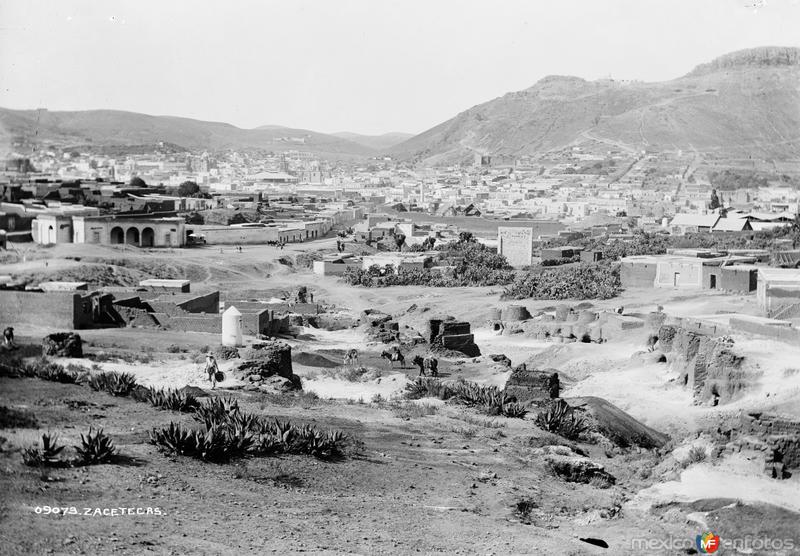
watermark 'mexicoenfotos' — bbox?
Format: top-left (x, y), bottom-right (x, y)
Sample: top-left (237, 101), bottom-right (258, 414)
top-left (631, 531), bottom-right (796, 553)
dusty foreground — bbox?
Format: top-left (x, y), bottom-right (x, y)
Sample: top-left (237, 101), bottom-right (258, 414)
top-left (2, 242), bottom-right (800, 554)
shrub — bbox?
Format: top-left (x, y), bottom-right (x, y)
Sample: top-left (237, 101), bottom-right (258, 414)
top-left (503, 263), bottom-right (621, 301)
top-left (75, 428), bottom-right (117, 465)
top-left (0, 406), bottom-right (39, 429)
top-left (88, 371), bottom-right (138, 396)
top-left (22, 433), bottom-right (65, 467)
top-left (341, 241), bottom-right (515, 288)
top-left (393, 403), bottom-right (439, 420)
top-left (534, 400), bottom-right (588, 441)
top-left (685, 446), bottom-right (707, 465)
top-left (32, 360), bottom-right (80, 383)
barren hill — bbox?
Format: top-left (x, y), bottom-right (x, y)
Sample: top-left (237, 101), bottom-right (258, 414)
top-left (390, 47), bottom-right (800, 165)
top-left (0, 109), bottom-right (375, 158)
top-left (332, 131), bottom-right (415, 152)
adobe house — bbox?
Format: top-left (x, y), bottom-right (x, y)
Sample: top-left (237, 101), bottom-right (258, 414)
top-left (620, 255), bottom-right (660, 288)
top-left (705, 265), bottom-right (759, 293)
top-left (541, 245), bottom-right (582, 261)
top-left (580, 249), bottom-right (604, 263)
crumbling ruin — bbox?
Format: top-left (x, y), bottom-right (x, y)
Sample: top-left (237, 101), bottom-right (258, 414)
top-left (716, 412), bottom-right (800, 479)
top-left (428, 317), bottom-right (480, 357)
top-left (41, 332), bottom-right (83, 358)
top-left (656, 324), bottom-right (754, 405)
top-left (232, 340), bottom-right (301, 392)
top-left (503, 365), bottom-right (560, 404)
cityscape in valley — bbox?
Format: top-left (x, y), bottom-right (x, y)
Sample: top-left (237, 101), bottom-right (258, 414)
top-left (2, 3), bottom-right (800, 554)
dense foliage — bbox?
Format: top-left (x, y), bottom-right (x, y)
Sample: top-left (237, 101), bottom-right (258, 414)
top-left (341, 239), bottom-right (515, 287)
top-left (502, 262), bottom-right (621, 300)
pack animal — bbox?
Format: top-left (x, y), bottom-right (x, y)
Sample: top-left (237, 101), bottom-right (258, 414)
top-left (412, 355), bottom-right (439, 377)
top-left (380, 348), bottom-right (405, 368)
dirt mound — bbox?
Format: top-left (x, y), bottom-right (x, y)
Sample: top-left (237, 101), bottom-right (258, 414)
top-left (567, 396), bottom-right (669, 449)
top-left (293, 351), bottom-right (341, 368)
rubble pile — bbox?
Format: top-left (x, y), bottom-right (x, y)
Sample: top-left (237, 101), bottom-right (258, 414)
top-left (41, 332), bottom-right (83, 358)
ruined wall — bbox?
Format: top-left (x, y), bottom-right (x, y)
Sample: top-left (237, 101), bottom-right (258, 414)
top-left (429, 318), bottom-right (480, 357)
top-left (0, 291), bottom-right (85, 329)
top-left (504, 367), bottom-right (559, 403)
top-left (176, 291), bottom-right (220, 314)
top-left (657, 324), bottom-right (756, 405)
top-left (719, 412), bottom-right (800, 477)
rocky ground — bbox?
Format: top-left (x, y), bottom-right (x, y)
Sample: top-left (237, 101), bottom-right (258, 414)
top-left (2, 241), bottom-right (800, 554)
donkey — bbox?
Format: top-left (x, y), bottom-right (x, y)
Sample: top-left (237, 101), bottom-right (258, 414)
top-left (380, 348), bottom-right (405, 368)
top-left (343, 349), bottom-right (359, 368)
top-left (412, 355), bottom-right (438, 377)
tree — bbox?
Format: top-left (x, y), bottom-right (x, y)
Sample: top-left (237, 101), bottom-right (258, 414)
top-left (177, 180), bottom-right (201, 197)
top-left (458, 231), bottom-right (475, 244)
top-left (129, 176), bottom-right (147, 188)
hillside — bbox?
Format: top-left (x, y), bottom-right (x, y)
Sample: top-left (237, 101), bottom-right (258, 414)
top-left (391, 47), bottom-right (800, 165)
top-left (0, 109), bottom-right (376, 159)
top-left (332, 131), bottom-right (414, 152)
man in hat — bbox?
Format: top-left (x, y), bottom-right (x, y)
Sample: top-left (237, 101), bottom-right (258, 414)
top-left (204, 353), bottom-right (220, 389)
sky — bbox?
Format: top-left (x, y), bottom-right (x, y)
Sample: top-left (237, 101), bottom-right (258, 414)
top-left (0, 0), bottom-right (798, 135)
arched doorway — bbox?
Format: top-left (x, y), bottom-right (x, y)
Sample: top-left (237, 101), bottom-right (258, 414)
top-left (141, 227), bottom-right (155, 247)
top-left (125, 227), bottom-right (140, 245)
top-left (47, 225), bottom-right (55, 244)
top-left (110, 226), bottom-right (124, 244)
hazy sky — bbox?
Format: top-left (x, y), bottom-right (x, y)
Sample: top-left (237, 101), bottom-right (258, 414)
top-left (1, 0), bottom-right (798, 135)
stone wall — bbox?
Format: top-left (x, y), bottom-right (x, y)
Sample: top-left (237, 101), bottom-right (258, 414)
top-left (0, 291), bottom-right (89, 329)
top-left (429, 318), bottom-right (480, 357)
top-left (718, 412), bottom-right (800, 478)
top-left (657, 324), bottom-right (755, 405)
top-left (503, 367), bottom-right (559, 403)
top-left (730, 317), bottom-right (800, 343)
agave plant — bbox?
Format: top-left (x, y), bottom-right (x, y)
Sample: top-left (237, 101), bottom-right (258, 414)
top-left (194, 427), bottom-right (233, 463)
top-left (35, 361), bottom-right (79, 384)
top-left (130, 385), bottom-right (154, 403)
top-left (22, 433), bottom-right (65, 467)
top-left (500, 402), bottom-right (528, 419)
top-left (148, 388), bottom-right (200, 412)
top-left (193, 397), bottom-right (240, 428)
top-left (75, 427), bottom-right (117, 465)
top-left (149, 422), bottom-right (197, 456)
top-left (88, 371), bottom-right (138, 396)
top-left (534, 400), bottom-right (588, 440)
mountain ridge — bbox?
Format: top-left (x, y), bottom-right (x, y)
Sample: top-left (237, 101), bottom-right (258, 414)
top-left (390, 46), bottom-right (800, 164)
top-left (0, 108), bottom-right (376, 158)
